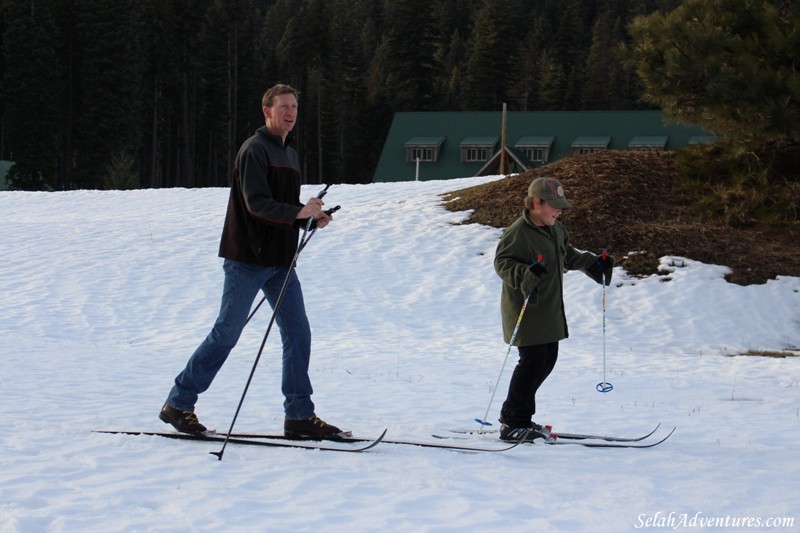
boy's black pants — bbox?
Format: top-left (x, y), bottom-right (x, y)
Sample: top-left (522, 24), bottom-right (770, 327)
top-left (499, 342), bottom-right (559, 427)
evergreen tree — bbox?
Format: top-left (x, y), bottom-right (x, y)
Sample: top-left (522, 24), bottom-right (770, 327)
top-left (198, 0), bottom-right (266, 186)
top-left (430, 0), bottom-right (478, 109)
top-left (276, 0), bottom-right (332, 183)
top-left (514, 12), bottom-right (551, 111)
top-left (461, 0), bottom-right (527, 110)
top-left (554, 0), bottom-right (594, 109)
top-left (139, 0), bottom-right (208, 188)
top-left (625, 0), bottom-right (800, 148)
top-left (582, 11), bottom-right (632, 109)
top-left (0, 7), bottom-right (5, 160)
top-left (72, 0), bottom-right (144, 189)
top-left (2, 0), bottom-right (62, 190)
top-left (626, 0), bottom-right (800, 225)
top-left (138, 0), bottom-right (174, 188)
top-left (537, 52), bottom-right (568, 110)
top-left (259, 0), bottom-right (295, 85)
top-left (368, 0), bottom-right (443, 111)
top-left (326, 0), bottom-right (381, 183)
top-left (0, 0), bottom-right (696, 188)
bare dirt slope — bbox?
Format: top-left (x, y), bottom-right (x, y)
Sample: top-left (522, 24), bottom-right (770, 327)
top-left (442, 151), bottom-right (799, 285)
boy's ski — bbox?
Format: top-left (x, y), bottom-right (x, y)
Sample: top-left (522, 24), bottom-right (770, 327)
top-left (550, 423), bottom-right (662, 442)
top-left (440, 423), bottom-right (664, 443)
top-left (93, 429), bottom-right (386, 453)
top-left (433, 425), bottom-right (676, 449)
top-left (544, 427), bottom-right (675, 448)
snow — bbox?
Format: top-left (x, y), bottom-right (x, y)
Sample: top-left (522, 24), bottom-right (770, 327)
top-left (1, 177), bottom-right (799, 532)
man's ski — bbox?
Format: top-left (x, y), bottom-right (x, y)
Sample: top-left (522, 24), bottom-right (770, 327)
top-left (440, 423), bottom-right (664, 443)
top-left (92, 429), bottom-right (386, 453)
top-left (225, 431), bottom-right (531, 453)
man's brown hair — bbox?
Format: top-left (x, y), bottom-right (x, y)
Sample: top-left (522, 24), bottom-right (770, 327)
top-left (262, 84), bottom-right (299, 108)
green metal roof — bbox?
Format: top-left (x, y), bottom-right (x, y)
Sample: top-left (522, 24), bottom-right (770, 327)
top-left (629, 135), bottom-right (668, 148)
top-left (460, 136), bottom-right (498, 146)
top-left (516, 136), bottom-right (555, 146)
top-left (405, 137), bottom-right (445, 146)
top-left (571, 136), bottom-right (611, 147)
top-left (373, 110), bottom-right (710, 182)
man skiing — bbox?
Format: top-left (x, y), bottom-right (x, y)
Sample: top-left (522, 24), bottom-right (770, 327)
top-left (159, 84), bottom-right (344, 440)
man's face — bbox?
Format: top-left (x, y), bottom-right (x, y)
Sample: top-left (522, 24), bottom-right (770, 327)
top-left (264, 93), bottom-right (298, 138)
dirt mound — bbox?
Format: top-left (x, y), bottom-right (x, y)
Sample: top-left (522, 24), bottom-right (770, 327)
top-left (442, 150), bottom-right (799, 285)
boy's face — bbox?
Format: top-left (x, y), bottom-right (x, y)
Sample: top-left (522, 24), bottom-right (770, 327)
top-left (532, 197), bottom-right (562, 226)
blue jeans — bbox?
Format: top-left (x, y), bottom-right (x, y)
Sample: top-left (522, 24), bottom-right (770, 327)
top-left (167, 259), bottom-right (315, 420)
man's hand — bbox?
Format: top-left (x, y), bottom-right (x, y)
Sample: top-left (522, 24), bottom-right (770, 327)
top-left (297, 197), bottom-right (324, 220)
top-left (313, 210), bottom-right (332, 229)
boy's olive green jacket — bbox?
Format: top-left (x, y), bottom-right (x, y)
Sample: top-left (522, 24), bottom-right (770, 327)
top-left (494, 209), bottom-right (599, 346)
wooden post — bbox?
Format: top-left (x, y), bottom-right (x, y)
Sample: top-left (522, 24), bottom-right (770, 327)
top-left (500, 103), bottom-right (507, 175)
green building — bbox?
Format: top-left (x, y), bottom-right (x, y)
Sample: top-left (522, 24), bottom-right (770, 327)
top-left (373, 110), bottom-right (712, 182)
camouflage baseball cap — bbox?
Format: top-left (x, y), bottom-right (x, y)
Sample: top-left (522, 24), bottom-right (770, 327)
top-left (528, 177), bottom-right (572, 209)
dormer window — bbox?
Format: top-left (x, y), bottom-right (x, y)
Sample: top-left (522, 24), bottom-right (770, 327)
top-left (570, 136), bottom-right (611, 155)
top-left (628, 136), bottom-right (667, 151)
top-left (405, 137), bottom-right (445, 163)
top-left (460, 137), bottom-right (498, 163)
top-left (515, 136), bottom-right (555, 163)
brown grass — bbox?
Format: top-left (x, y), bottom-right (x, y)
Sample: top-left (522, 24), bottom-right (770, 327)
top-left (442, 150), bottom-right (800, 285)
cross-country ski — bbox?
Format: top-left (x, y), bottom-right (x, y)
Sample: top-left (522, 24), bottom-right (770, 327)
top-left (440, 423), bottom-right (664, 442)
top-left (93, 429), bottom-right (387, 453)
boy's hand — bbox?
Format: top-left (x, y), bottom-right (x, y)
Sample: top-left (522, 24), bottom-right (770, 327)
top-left (528, 256), bottom-right (547, 278)
top-left (589, 253), bottom-right (615, 285)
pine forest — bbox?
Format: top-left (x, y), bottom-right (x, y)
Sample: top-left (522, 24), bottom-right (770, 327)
top-left (1, 0), bottom-right (719, 191)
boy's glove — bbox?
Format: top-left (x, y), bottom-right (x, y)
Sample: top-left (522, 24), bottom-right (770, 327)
top-left (528, 256), bottom-right (547, 278)
top-left (589, 252), bottom-right (614, 285)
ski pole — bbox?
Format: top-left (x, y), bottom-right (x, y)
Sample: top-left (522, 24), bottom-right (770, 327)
top-left (475, 289), bottom-right (533, 432)
top-left (211, 184), bottom-right (334, 460)
top-left (242, 203), bottom-right (340, 326)
top-left (596, 249), bottom-right (613, 393)
top-left (243, 297), bottom-right (266, 327)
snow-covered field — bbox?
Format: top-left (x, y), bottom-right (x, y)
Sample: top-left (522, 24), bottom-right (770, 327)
top-left (1, 177), bottom-right (798, 532)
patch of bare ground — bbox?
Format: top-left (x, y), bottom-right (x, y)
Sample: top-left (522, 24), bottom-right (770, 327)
top-left (442, 150), bottom-right (800, 285)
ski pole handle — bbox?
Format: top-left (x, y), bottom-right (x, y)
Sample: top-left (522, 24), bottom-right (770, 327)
top-left (305, 205), bottom-right (341, 232)
top-left (304, 184), bottom-right (332, 231)
top-left (316, 183), bottom-right (331, 199)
